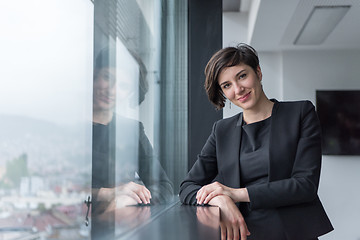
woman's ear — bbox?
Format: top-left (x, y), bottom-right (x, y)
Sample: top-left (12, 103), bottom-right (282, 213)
top-left (256, 65), bottom-right (262, 81)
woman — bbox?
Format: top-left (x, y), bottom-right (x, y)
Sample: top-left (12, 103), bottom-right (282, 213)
top-left (179, 44), bottom-right (333, 240)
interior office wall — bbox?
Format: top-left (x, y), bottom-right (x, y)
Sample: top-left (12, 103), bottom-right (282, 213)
top-left (282, 50), bottom-right (360, 103)
top-left (223, 12), bottom-right (248, 48)
top-left (282, 50), bottom-right (360, 240)
top-left (257, 52), bottom-right (283, 101)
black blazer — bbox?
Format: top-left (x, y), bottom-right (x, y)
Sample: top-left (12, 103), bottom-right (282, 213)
top-left (179, 100), bottom-right (333, 240)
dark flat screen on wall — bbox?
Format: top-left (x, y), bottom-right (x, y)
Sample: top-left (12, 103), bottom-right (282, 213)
top-left (316, 90), bottom-right (360, 155)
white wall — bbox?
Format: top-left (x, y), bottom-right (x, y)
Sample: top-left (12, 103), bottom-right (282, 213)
top-left (282, 50), bottom-right (360, 103)
top-left (259, 52), bottom-right (283, 101)
top-left (282, 50), bottom-right (360, 240)
top-left (223, 12), bottom-right (248, 48)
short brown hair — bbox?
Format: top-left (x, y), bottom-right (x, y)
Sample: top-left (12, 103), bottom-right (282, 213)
top-left (204, 43), bottom-right (259, 110)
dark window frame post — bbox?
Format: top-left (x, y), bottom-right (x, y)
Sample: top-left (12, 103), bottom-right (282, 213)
top-left (188, 0), bottom-right (223, 170)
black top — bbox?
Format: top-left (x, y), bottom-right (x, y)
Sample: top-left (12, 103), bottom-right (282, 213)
top-left (240, 117), bottom-right (286, 240)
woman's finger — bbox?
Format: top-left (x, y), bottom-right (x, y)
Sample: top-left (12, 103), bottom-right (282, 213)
top-left (142, 188), bottom-right (151, 203)
top-left (220, 223), bottom-right (227, 240)
top-left (196, 188), bottom-right (202, 200)
top-left (233, 226), bottom-right (240, 240)
top-left (127, 190), bottom-right (142, 204)
top-left (226, 225), bottom-right (233, 240)
top-left (204, 188), bottom-right (221, 204)
top-left (197, 189), bottom-right (207, 204)
top-left (239, 221), bottom-right (249, 240)
top-left (137, 190), bottom-right (147, 204)
top-left (145, 187), bottom-right (152, 199)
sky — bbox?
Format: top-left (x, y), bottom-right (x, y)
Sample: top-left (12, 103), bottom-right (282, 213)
top-left (0, 0), bottom-right (94, 125)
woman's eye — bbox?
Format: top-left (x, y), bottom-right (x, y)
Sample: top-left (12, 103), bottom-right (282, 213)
top-left (239, 73), bottom-right (246, 79)
top-left (103, 73), bottom-right (116, 84)
top-left (102, 73), bottom-right (110, 80)
top-left (222, 83), bottom-right (231, 89)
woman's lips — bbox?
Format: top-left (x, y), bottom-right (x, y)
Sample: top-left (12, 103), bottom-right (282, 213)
top-left (97, 94), bottom-right (115, 104)
top-left (238, 92), bottom-right (251, 102)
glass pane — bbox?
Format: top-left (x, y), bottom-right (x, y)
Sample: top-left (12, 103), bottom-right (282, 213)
top-left (91, 0), bottom-right (187, 239)
top-left (0, 0), bottom-right (93, 239)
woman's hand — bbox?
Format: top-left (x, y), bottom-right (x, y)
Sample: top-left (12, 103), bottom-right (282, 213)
top-left (196, 181), bottom-right (249, 205)
top-left (208, 195), bottom-right (250, 240)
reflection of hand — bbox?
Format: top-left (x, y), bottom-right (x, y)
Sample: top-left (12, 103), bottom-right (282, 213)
top-left (196, 207), bottom-right (220, 229)
top-left (208, 195), bottom-right (250, 240)
top-left (196, 181), bottom-right (249, 205)
top-left (117, 182), bottom-right (152, 204)
top-left (98, 205), bottom-right (151, 230)
top-left (97, 181), bottom-right (152, 207)
top-left (105, 195), bottom-right (137, 212)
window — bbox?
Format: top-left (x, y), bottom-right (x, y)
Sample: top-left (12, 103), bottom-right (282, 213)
top-left (0, 0), bottom-right (187, 239)
top-left (91, 0), bottom-right (188, 238)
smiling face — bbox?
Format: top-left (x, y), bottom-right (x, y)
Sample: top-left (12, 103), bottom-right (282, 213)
top-left (93, 67), bottom-right (139, 113)
top-left (93, 67), bottom-right (117, 111)
top-left (218, 63), bottom-right (264, 111)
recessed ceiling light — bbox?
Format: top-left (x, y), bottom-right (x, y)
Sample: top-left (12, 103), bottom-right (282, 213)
top-left (294, 6), bottom-right (350, 45)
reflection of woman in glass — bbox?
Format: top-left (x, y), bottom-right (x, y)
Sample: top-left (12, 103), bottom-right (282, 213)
top-left (91, 48), bottom-right (173, 238)
top-left (179, 44), bottom-right (333, 240)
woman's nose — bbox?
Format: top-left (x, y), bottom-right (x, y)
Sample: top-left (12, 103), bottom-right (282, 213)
top-left (234, 82), bottom-right (244, 94)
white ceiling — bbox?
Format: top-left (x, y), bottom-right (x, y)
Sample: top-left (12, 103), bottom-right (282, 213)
top-left (234, 0), bottom-right (360, 51)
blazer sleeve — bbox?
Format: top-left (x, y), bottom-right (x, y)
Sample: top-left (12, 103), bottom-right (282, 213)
top-left (179, 122), bottom-right (219, 205)
top-left (247, 101), bottom-right (322, 209)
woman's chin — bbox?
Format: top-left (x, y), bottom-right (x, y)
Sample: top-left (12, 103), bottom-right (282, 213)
top-left (94, 102), bottom-right (115, 111)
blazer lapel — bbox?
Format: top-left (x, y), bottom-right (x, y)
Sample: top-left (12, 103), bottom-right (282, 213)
top-left (223, 113), bottom-right (243, 188)
top-left (268, 99), bottom-right (291, 181)
top-left (268, 100), bottom-right (279, 181)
